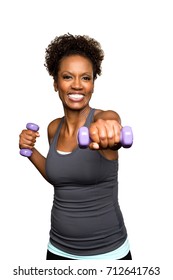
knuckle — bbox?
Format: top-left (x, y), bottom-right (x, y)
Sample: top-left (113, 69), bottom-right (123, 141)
top-left (108, 135), bottom-right (114, 141)
top-left (90, 129), bottom-right (96, 135)
top-left (100, 134), bottom-right (106, 141)
top-left (89, 124), bottom-right (96, 133)
top-left (96, 119), bottom-right (104, 124)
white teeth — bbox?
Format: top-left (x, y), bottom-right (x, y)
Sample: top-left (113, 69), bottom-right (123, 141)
top-left (69, 94), bottom-right (83, 98)
top-left (68, 94), bottom-right (84, 101)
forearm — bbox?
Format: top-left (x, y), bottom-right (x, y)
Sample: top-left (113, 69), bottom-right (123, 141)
top-left (94, 110), bottom-right (121, 124)
top-left (28, 148), bottom-right (48, 181)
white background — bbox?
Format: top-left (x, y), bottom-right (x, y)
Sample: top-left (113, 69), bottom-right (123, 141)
top-left (0, 0), bottom-right (173, 278)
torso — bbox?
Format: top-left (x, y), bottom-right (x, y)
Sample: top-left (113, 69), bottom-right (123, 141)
top-left (45, 110), bottom-right (127, 255)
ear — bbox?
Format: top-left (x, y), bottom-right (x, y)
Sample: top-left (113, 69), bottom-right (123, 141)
top-left (53, 81), bottom-right (58, 92)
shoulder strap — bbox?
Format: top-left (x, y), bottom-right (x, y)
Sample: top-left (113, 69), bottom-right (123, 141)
top-left (51, 117), bottom-right (64, 146)
top-left (85, 108), bottom-right (95, 127)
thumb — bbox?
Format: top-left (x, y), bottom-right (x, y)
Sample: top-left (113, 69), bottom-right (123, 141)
top-left (89, 142), bottom-right (100, 150)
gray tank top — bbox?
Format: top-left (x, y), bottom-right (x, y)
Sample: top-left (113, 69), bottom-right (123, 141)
top-left (46, 108), bottom-right (127, 256)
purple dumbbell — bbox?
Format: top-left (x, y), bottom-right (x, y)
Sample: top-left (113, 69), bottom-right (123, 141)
top-left (20, 123), bottom-right (39, 157)
top-left (78, 126), bottom-right (133, 148)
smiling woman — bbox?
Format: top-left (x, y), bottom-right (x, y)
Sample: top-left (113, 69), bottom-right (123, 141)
top-left (19, 33), bottom-right (132, 260)
top-left (54, 55), bottom-right (94, 110)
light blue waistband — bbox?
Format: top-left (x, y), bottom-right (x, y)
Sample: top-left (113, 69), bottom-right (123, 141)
top-left (48, 238), bottom-right (130, 260)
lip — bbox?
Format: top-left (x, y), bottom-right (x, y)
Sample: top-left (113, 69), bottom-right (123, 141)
top-left (68, 92), bottom-right (85, 95)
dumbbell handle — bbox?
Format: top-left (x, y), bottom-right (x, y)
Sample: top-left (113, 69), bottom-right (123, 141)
top-left (78, 126), bottom-right (133, 148)
top-left (20, 123), bottom-right (39, 157)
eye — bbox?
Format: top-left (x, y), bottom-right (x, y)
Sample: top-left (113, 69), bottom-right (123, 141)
top-left (82, 76), bottom-right (91, 81)
top-left (63, 75), bottom-right (72, 80)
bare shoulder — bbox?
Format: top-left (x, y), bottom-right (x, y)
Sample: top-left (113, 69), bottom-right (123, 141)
top-left (94, 109), bottom-right (121, 124)
top-left (47, 118), bottom-right (62, 144)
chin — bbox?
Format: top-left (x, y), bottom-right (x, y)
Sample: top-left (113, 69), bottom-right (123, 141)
top-left (64, 101), bottom-right (89, 111)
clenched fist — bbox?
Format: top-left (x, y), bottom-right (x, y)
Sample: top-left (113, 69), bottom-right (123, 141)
top-left (19, 129), bottom-right (40, 150)
top-left (89, 119), bottom-right (122, 149)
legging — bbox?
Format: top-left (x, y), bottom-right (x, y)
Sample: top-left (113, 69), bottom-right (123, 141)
top-left (46, 250), bottom-right (132, 260)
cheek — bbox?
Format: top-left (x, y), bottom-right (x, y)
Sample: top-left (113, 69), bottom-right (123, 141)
top-left (58, 83), bottom-right (68, 96)
top-left (86, 82), bottom-right (94, 93)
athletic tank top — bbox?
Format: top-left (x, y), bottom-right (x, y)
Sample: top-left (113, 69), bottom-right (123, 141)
top-left (45, 108), bottom-right (127, 256)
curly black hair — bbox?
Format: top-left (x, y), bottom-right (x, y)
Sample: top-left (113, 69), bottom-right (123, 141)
top-left (44, 33), bottom-right (104, 81)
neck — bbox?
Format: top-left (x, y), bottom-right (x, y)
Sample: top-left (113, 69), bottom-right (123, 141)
top-left (63, 106), bottom-right (91, 136)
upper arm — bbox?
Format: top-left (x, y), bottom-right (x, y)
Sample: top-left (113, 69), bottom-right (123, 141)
top-left (94, 109), bottom-right (121, 124)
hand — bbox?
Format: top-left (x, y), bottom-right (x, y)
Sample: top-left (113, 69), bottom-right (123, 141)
top-left (19, 129), bottom-right (40, 150)
top-left (89, 119), bottom-right (122, 150)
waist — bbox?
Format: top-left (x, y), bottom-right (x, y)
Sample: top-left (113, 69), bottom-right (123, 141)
top-left (48, 238), bottom-right (130, 259)
top-left (50, 202), bottom-right (125, 249)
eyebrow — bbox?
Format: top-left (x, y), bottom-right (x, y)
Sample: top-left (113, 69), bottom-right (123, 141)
top-left (62, 70), bottom-right (92, 75)
top-left (61, 71), bottom-right (93, 76)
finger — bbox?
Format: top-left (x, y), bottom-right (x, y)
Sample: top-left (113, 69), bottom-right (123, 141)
top-left (19, 134), bottom-right (36, 145)
top-left (89, 125), bottom-right (100, 143)
top-left (26, 130), bottom-right (40, 137)
top-left (19, 142), bottom-right (34, 149)
top-left (98, 125), bottom-right (108, 148)
top-left (19, 137), bottom-right (36, 148)
top-left (105, 123), bottom-right (115, 147)
top-left (20, 130), bottom-right (39, 138)
top-left (113, 123), bottom-right (122, 144)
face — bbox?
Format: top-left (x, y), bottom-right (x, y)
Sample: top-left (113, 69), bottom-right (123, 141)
top-left (54, 55), bottom-right (94, 110)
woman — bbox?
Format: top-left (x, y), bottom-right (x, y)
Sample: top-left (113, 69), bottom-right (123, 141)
top-left (19, 34), bottom-right (132, 260)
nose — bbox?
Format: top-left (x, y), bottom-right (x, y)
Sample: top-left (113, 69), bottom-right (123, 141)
top-left (71, 78), bottom-right (83, 90)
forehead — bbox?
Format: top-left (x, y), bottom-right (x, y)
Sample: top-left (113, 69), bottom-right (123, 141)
top-left (59, 55), bottom-right (93, 72)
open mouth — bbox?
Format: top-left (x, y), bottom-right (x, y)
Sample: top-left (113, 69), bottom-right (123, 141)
top-left (68, 94), bottom-right (85, 102)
